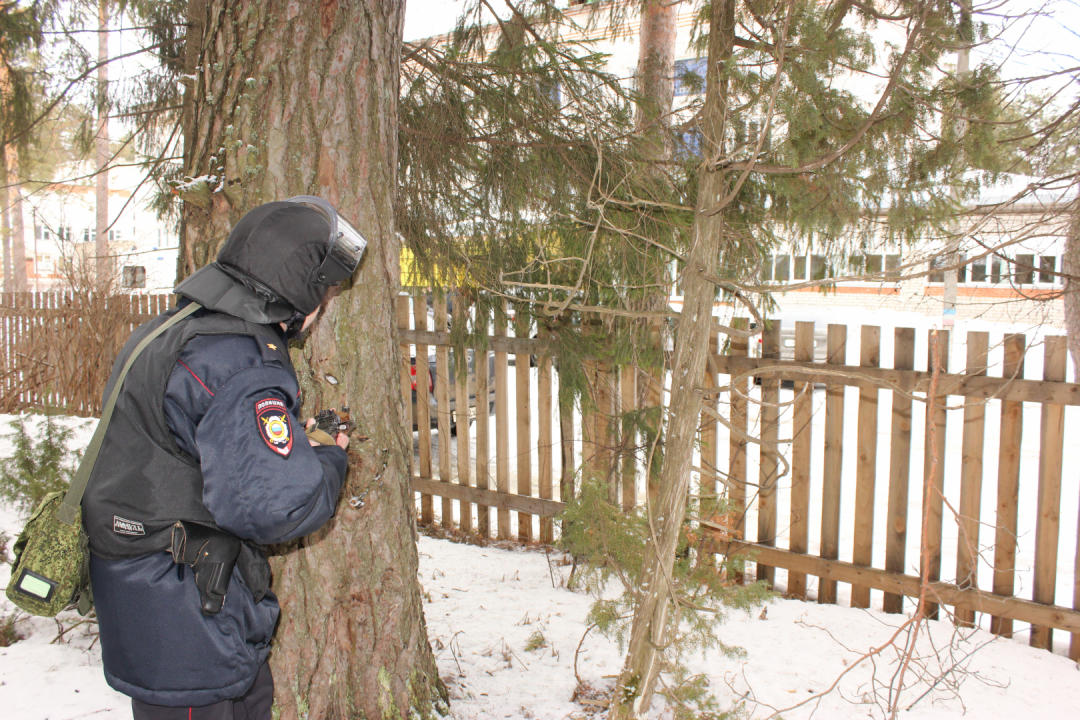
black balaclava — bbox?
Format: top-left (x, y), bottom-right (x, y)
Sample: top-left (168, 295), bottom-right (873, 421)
top-left (216, 202), bottom-right (332, 316)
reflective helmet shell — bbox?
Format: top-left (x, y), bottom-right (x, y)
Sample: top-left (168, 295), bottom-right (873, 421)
top-left (215, 202), bottom-right (332, 315)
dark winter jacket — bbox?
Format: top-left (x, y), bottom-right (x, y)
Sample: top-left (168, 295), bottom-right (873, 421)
top-left (89, 303), bottom-right (348, 707)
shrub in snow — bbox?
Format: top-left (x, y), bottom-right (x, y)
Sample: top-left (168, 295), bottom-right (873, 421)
top-left (0, 414), bottom-right (82, 517)
top-left (559, 479), bottom-right (772, 718)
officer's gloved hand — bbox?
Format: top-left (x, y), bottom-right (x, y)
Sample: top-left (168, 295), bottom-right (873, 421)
top-left (171, 521), bottom-right (241, 615)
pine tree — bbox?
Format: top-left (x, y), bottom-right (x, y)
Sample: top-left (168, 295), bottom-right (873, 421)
top-left (176, 2), bottom-right (445, 716)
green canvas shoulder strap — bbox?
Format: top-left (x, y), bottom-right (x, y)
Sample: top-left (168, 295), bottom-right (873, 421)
top-left (57, 301), bottom-right (203, 525)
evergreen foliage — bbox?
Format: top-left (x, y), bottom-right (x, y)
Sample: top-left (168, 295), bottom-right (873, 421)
top-left (0, 0), bottom-right (43, 150)
top-left (559, 479), bottom-right (772, 712)
top-left (0, 414), bottom-right (83, 516)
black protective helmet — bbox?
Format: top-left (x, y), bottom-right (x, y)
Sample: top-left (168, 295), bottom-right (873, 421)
top-left (176, 197), bottom-right (367, 322)
top-left (216, 197), bottom-right (366, 315)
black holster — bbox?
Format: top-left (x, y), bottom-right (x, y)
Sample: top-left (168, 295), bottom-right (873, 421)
top-left (171, 521), bottom-right (270, 615)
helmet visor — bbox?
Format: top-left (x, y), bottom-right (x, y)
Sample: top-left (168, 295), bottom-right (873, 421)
top-left (286, 195), bottom-right (368, 285)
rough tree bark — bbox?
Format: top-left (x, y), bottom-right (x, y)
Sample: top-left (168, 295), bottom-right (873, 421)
top-left (633, 0), bottom-right (676, 160)
top-left (178, 1), bottom-right (446, 717)
top-left (1064, 191), bottom-right (1080, 374)
top-left (631, 0), bottom-right (677, 503)
top-left (609, 0), bottom-right (735, 716)
top-left (8, 147), bottom-right (25, 292)
top-left (1, 145), bottom-right (11, 291)
top-left (95, 0), bottom-right (109, 288)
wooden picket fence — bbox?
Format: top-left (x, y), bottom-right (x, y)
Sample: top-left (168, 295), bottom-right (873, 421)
top-left (4, 290), bottom-right (1079, 659)
top-left (0, 292), bottom-right (172, 416)
top-left (398, 293), bottom-right (1080, 660)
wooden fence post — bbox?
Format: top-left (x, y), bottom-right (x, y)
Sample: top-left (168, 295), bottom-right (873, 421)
top-left (992, 334), bottom-right (1025, 637)
top-left (515, 314), bottom-right (533, 542)
top-left (852, 326), bottom-right (881, 609)
top-left (475, 305), bottom-right (492, 538)
top-left (538, 327), bottom-right (554, 542)
top-left (819, 324), bottom-right (847, 605)
top-left (700, 326), bottom-right (719, 505)
top-left (435, 296), bottom-right (453, 529)
top-left (559, 364), bottom-right (576, 506)
top-left (788, 321), bottom-right (814, 599)
top-left (495, 304), bottom-right (511, 540)
top-left (955, 331), bottom-right (988, 627)
top-left (728, 318), bottom-right (749, 543)
top-left (397, 296), bottom-right (414, 485)
top-left (884, 327), bottom-right (915, 614)
top-left (921, 329), bottom-right (949, 620)
top-left (757, 320), bottom-right (780, 586)
top-left (620, 364), bottom-right (638, 512)
top-left (414, 289), bottom-right (433, 525)
top-left (1031, 336), bottom-right (1066, 650)
top-left (455, 303), bottom-right (474, 534)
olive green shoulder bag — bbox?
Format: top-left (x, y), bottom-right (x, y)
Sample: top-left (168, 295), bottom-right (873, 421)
top-left (6, 302), bottom-right (201, 617)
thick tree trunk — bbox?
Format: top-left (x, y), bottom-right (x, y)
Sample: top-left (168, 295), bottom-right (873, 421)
top-left (632, 0), bottom-right (678, 502)
top-left (179, 2), bottom-right (445, 717)
top-left (633, 0), bottom-right (676, 159)
top-left (95, 0), bottom-right (110, 289)
top-left (609, 0), bottom-right (735, 717)
top-left (1064, 192), bottom-right (1080, 375)
top-left (0, 146), bottom-right (10, 291)
top-left (9, 147), bottom-right (26, 292)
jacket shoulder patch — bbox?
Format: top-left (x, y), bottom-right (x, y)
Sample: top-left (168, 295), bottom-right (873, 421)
top-left (255, 397), bottom-right (293, 458)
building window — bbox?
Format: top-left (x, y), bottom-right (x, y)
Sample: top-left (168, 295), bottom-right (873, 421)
top-left (1039, 256), bottom-right (1057, 284)
top-left (774, 254), bottom-right (790, 282)
top-left (1015, 254), bottom-right (1035, 284)
top-left (793, 255), bottom-right (807, 280)
top-left (34, 225), bottom-right (51, 242)
top-left (673, 58), bottom-right (707, 97)
top-left (122, 266), bottom-right (146, 289)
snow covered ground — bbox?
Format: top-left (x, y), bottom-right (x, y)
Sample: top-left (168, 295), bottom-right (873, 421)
top-left (2, 519), bottom-right (1080, 720)
top-left (1, 307), bottom-right (1079, 720)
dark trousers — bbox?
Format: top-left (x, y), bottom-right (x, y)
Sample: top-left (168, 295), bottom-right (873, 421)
top-left (131, 660), bottom-right (273, 720)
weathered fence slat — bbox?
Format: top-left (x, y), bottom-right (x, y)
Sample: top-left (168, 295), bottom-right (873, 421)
top-left (729, 318), bottom-right (749, 542)
top-left (396, 297), bottom-right (414, 483)
top-left (414, 290), bottom-right (433, 525)
top-left (757, 321), bottom-right (780, 586)
top-left (720, 540), bottom-right (1080, 634)
top-left (992, 334), bottom-right (1025, 637)
top-left (701, 329), bottom-right (719, 506)
top-left (599, 363), bottom-right (616, 503)
top-left (455, 304), bottom-right (473, 535)
top-left (922, 330), bottom-right (950, 620)
top-left (434, 297), bottom-right (453, 529)
top-left (788, 322), bottom-right (814, 599)
top-left (515, 316), bottom-right (533, 542)
top-left (884, 327), bottom-right (915, 614)
top-left (709, 355), bottom-right (1080, 406)
top-left (538, 331), bottom-right (554, 543)
top-left (1031, 336), bottom-right (1066, 650)
top-left (1072, 487), bottom-right (1080, 660)
top-left (819, 324), bottom-right (847, 605)
top-left (955, 332), bottom-right (988, 627)
top-left (620, 365), bottom-right (637, 511)
top-left (559, 374), bottom-right (575, 505)
top-left (412, 476), bottom-right (564, 519)
top-left (852, 326), bottom-right (881, 609)
top-left (475, 305), bottom-right (492, 537)
top-left (494, 306), bottom-right (511, 540)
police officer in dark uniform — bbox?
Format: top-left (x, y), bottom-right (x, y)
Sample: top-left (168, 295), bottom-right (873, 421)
top-left (82, 197), bottom-right (367, 719)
